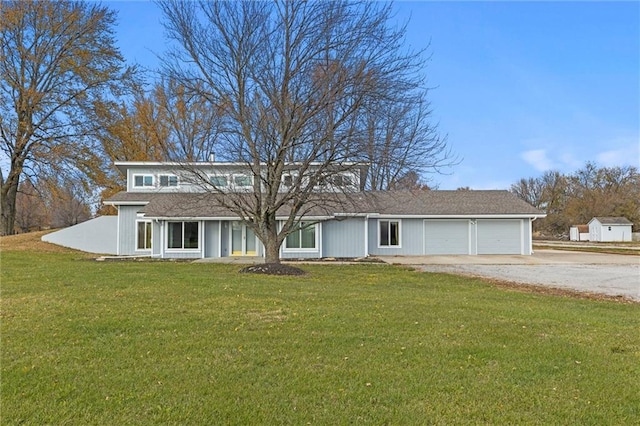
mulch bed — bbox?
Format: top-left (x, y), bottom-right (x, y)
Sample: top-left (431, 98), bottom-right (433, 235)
top-left (239, 263), bottom-right (307, 276)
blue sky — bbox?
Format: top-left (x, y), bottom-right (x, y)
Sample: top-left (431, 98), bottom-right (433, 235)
top-left (110, 1), bottom-right (639, 190)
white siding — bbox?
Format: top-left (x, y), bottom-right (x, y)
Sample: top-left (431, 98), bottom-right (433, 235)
top-left (589, 220), bottom-right (632, 242)
top-left (42, 216), bottom-right (117, 254)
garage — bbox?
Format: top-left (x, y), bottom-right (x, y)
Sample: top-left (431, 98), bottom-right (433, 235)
top-left (424, 220), bottom-right (470, 255)
top-left (477, 219), bottom-right (522, 255)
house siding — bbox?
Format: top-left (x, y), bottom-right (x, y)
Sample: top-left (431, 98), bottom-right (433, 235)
top-left (118, 205), bottom-right (145, 255)
top-left (322, 218), bottom-right (366, 258)
top-left (204, 221), bottom-right (220, 258)
top-left (367, 218), bottom-right (423, 256)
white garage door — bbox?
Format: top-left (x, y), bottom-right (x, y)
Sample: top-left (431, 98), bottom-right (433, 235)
top-left (424, 220), bottom-right (470, 255)
top-left (477, 219), bottom-right (522, 254)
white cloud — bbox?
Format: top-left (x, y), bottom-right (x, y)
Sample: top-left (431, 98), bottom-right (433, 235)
top-left (521, 149), bottom-right (554, 172)
top-left (596, 141), bottom-right (640, 168)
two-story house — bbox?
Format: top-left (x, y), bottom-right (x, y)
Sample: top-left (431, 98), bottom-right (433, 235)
top-left (95, 161), bottom-right (545, 259)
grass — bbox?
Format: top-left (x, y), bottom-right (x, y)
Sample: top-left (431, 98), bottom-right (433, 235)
top-left (2, 236), bottom-right (639, 424)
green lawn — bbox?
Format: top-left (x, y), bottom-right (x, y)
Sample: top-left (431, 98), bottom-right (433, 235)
top-left (2, 250), bottom-right (639, 425)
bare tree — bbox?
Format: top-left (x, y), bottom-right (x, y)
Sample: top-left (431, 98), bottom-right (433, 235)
top-left (47, 178), bottom-right (92, 228)
top-left (0, 0), bottom-right (133, 235)
top-left (155, 78), bottom-right (223, 162)
top-left (511, 163), bottom-right (639, 237)
top-left (358, 93), bottom-right (454, 190)
top-left (14, 178), bottom-right (48, 232)
top-left (159, 0), bottom-right (448, 263)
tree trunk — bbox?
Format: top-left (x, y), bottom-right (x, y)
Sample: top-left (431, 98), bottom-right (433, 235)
top-left (262, 215), bottom-right (281, 264)
top-left (1, 169), bottom-right (20, 236)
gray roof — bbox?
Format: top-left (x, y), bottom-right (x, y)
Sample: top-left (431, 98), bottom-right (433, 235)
top-left (106, 190), bottom-right (545, 219)
top-left (593, 217), bottom-right (633, 225)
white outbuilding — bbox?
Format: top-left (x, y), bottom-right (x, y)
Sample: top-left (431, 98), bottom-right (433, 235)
top-left (588, 217), bottom-right (633, 242)
top-left (569, 224), bottom-right (590, 241)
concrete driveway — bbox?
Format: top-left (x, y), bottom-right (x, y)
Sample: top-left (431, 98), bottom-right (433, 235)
top-left (381, 250), bottom-right (640, 301)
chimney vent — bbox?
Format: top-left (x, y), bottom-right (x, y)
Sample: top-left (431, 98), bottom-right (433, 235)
top-left (209, 153), bottom-right (215, 162)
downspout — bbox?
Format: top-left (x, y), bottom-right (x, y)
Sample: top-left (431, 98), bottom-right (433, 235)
top-left (364, 214), bottom-right (369, 257)
top-left (201, 220), bottom-right (205, 259)
top-left (160, 221), bottom-right (164, 259)
top-left (153, 218), bottom-right (160, 258)
top-left (116, 205), bottom-right (120, 256)
top-left (218, 221), bottom-right (222, 258)
top-left (530, 217), bottom-right (538, 255)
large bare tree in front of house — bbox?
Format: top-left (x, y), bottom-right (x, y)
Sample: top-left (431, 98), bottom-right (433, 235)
top-left (0, 1), bottom-right (134, 235)
top-left (159, 0), bottom-right (446, 264)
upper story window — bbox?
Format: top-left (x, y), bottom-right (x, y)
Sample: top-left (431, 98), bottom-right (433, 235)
top-left (159, 175), bottom-right (178, 187)
top-left (332, 174), bottom-right (353, 187)
top-left (282, 174), bottom-right (293, 187)
top-left (316, 173), bottom-right (354, 189)
top-left (233, 174), bottom-right (253, 188)
top-left (209, 175), bottom-right (228, 187)
top-left (133, 175), bottom-right (154, 188)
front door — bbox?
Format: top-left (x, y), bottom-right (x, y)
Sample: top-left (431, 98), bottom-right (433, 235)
top-left (231, 221), bottom-right (257, 256)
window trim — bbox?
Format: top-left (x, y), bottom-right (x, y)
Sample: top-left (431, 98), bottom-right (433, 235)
top-left (136, 220), bottom-right (152, 251)
top-left (159, 174), bottom-right (179, 188)
top-left (133, 174), bottom-right (154, 188)
top-left (378, 219), bottom-right (401, 248)
top-left (283, 221), bottom-right (319, 252)
top-left (165, 221), bottom-right (200, 251)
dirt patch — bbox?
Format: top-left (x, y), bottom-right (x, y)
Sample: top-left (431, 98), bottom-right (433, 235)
top-left (483, 277), bottom-right (639, 304)
top-left (0, 230), bottom-right (83, 254)
top-left (240, 263), bottom-right (307, 275)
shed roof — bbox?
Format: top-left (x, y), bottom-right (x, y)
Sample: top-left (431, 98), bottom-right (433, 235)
top-left (106, 190), bottom-right (545, 219)
top-left (571, 224), bottom-right (589, 233)
top-left (591, 217), bottom-right (633, 225)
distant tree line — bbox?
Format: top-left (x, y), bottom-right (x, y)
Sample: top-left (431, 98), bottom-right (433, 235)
top-left (510, 162), bottom-right (639, 238)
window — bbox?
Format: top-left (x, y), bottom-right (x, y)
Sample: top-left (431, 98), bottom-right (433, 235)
top-left (285, 222), bottom-right (317, 250)
top-left (332, 174), bottom-right (352, 187)
top-left (136, 221), bottom-right (152, 250)
top-left (379, 220), bottom-right (400, 247)
top-left (134, 175), bottom-right (153, 187)
top-left (209, 175), bottom-right (228, 187)
top-left (233, 174), bottom-right (253, 187)
top-left (159, 175), bottom-right (178, 187)
top-left (282, 174), bottom-right (293, 187)
top-left (167, 221), bottom-right (199, 249)
top-left (316, 174), bottom-right (353, 188)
